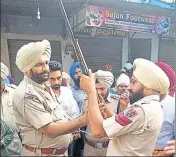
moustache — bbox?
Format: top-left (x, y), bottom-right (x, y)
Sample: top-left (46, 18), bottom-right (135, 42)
top-left (74, 77), bottom-right (81, 87)
top-left (39, 70), bottom-right (49, 76)
top-left (52, 84), bottom-right (60, 90)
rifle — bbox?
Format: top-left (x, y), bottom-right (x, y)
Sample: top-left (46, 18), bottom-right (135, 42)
top-left (58, 0), bottom-right (88, 75)
top-left (58, 1), bottom-right (108, 119)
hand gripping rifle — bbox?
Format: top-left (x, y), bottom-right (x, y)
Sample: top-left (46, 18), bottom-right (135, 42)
top-left (58, 0), bottom-right (88, 75)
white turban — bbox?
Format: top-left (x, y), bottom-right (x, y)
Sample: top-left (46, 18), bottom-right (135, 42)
top-left (94, 70), bottom-right (114, 88)
top-left (16, 40), bottom-right (51, 73)
top-left (133, 58), bottom-right (170, 94)
top-left (1, 62), bottom-right (9, 79)
top-left (116, 73), bottom-right (130, 87)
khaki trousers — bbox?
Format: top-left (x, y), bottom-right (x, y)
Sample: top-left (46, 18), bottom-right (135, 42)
top-left (83, 142), bottom-right (107, 156)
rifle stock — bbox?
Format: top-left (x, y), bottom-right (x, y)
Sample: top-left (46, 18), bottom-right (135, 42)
top-left (58, 0), bottom-right (88, 75)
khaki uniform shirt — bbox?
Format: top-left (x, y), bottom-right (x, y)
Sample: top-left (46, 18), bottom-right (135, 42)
top-left (1, 84), bottom-right (17, 130)
top-left (83, 93), bottom-right (119, 142)
top-left (103, 95), bottom-right (163, 156)
top-left (1, 83), bottom-right (22, 155)
top-left (13, 76), bottom-right (72, 149)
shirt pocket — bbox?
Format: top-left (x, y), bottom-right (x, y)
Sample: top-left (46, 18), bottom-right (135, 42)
top-left (5, 95), bottom-right (14, 115)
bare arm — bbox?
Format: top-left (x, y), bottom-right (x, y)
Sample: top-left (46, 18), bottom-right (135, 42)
top-left (87, 90), bottom-right (107, 137)
top-left (39, 114), bottom-right (87, 138)
top-left (19, 96), bottom-right (88, 138)
top-left (80, 70), bottom-right (107, 137)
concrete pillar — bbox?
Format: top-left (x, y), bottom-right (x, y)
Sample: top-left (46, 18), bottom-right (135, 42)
top-left (61, 40), bottom-right (74, 74)
top-left (1, 35), bottom-right (11, 73)
top-left (151, 34), bottom-right (159, 62)
top-left (61, 39), bottom-right (74, 85)
top-left (122, 36), bottom-right (129, 67)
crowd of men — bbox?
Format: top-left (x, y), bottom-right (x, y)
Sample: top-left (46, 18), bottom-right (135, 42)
top-left (0, 39), bottom-right (175, 156)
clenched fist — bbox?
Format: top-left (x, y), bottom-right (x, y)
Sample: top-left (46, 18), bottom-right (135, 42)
top-left (80, 69), bottom-right (95, 94)
top-left (119, 90), bottom-right (130, 111)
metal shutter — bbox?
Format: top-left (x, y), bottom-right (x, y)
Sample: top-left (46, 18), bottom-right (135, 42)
top-left (159, 39), bottom-right (176, 70)
top-left (129, 39), bottom-right (151, 63)
top-left (7, 39), bottom-right (62, 85)
top-left (76, 36), bottom-right (123, 73)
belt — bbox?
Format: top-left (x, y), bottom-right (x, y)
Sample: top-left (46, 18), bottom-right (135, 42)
top-left (24, 145), bottom-right (67, 155)
top-left (86, 139), bottom-right (109, 149)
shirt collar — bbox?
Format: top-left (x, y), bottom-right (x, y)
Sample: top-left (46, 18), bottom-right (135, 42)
top-left (105, 92), bottom-right (112, 103)
top-left (137, 95), bottom-right (159, 104)
top-left (160, 94), bottom-right (172, 108)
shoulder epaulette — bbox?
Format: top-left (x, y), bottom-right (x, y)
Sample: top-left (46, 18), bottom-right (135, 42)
top-left (25, 83), bottom-right (37, 96)
top-left (141, 101), bottom-right (150, 105)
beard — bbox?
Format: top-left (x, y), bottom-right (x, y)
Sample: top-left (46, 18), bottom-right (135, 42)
top-left (102, 90), bottom-right (109, 100)
top-left (51, 84), bottom-right (61, 90)
top-left (74, 77), bottom-right (80, 87)
top-left (129, 87), bottom-right (145, 104)
top-left (30, 70), bottom-right (49, 84)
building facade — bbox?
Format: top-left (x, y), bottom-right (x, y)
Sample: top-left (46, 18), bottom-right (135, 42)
top-left (1, 0), bottom-right (175, 85)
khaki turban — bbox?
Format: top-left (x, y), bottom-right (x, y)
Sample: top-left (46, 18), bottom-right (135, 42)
top-left (133, 58), bottom-right (170, 94)
top-left (94, 70), bottom-right (114, 88)
top-left (62, 72), bottom-right (71, 84)
top-left (16, 39), bottom-right (51, 73)
top-left (1, 62), bottom-right (9, 79)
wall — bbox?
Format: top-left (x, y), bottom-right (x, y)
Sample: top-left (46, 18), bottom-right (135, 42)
top-left (129, 32), bottom-right (159, 62)
top-left (1, 14), bottom-right (74, 74)
top-left (1, 14), bottom-right (174, 75)
top-left (1, 34), bottom-right (11, 71)
top-left (122, 37), bottom-right (129, 67)
top-left (1, 14), bottom-right (64, 35)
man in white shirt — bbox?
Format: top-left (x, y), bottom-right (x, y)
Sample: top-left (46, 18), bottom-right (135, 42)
top-left (153, 62), bottom-right (175, 156)
top-left (48, 61), bottom-right (80, 119)
top-left (48, 61), bottom-right (81, 156)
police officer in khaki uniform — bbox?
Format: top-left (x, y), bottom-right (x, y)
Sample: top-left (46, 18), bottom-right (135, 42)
top-left (0, 62), bottom-right (22, 156)
top-left (80, 58), bottom-right (170, 156)
top-left (12, 40), bottom-right (88, 156)
top-left (83, 70), bottom-right (119, 156)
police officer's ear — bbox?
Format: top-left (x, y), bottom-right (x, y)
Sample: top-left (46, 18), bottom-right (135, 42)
top-left (143, 88), bottom-right (155, 96)
top-left (25, 71), bottom-right (31, 78)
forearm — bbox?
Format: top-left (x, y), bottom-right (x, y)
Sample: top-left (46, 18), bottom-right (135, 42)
top-left (40, 116), bottom-right (87, 138)
top-left (87, 89), bottom-right (104, 136)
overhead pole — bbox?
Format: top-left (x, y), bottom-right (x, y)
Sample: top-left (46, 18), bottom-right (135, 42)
top-left (57, 0), bottom-right (88, 75)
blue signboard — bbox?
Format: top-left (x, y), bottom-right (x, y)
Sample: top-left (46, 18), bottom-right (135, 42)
top-left (122, 0), bottom-right (175, 10)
